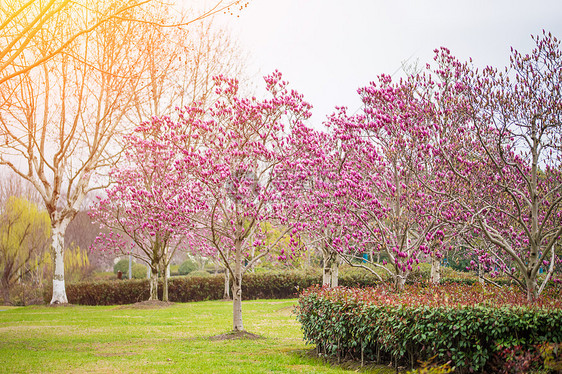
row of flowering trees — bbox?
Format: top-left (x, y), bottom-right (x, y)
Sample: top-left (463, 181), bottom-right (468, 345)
top-left (91, 31), bottom-right (561, 330)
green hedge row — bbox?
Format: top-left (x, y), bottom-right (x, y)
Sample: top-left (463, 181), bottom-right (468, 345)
top-left (295, 285), bottom-right (562, 372)
top-left (42, 269), bottom-right (400, 306)
top-left (41, 268), bottom-right (521, 306)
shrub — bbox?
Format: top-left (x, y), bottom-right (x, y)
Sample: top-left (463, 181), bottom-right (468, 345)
top-left (42, 270), bottom-right (324, 305)
top-left (131, 263), bottom-right (147, 279)
top-left (486, 344), bottom-right (544, 373)
top-left (178, 260), bottom-right (198, 275)
top-left (90, 271), bottom-right (115, 282)
top-left (295, 284), bottom-right (562, 372)
top-left (204, 263), bottom-right (218, 273)
top-left (44, 279), bottom-right (150, 305)
top-left (113, 259), bottom-right (129, 275)
top-left (187, 270), bottom-right (210, 278)
top-left (169, 264), bottom-right (180, 276)
top-left (6, 283), bottom-right (44, 306)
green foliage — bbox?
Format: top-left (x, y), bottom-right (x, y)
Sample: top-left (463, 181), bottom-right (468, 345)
top-left (0, 196), bottom-right (51, 251)
top-left (89, 271), bottom-right (115, 282)
top-left (541, 343), bottom-right (562, 372)
top-left (204, 263), bottom-right (217, 273)
top-left (50, 244), bottom-right (93, 283)
top-left (113, 258), bottom-right (129, 275)
top-left (178, 259), bottom-right (198, 275)
top-left (187, 270), bottom-right (210, 277)
top-left (447, 256), bottom-right (472, 273)
top-left (131, 263), bottom-right (147, 279)
top-left (295, 285), bottom-right (562, 372)
top-left (0, 196), bottom-right (51, 304)
top-left (169, 264), bottom-right (179, 276)
top-left (42, 270), bottom-right (326, 305)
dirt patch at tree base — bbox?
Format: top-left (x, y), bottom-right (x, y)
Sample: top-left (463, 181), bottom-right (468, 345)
top-left (209, 330), bottom-right (265, 341)
top-left (46, 302), bottom-right (76, 307)
top-left (118, 300), bottom-right (175, 309)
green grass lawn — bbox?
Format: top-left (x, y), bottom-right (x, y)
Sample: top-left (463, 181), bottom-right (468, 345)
top-left (0, 299), bottom-right (394, 374)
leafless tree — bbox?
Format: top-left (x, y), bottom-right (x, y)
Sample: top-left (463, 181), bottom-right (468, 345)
top-left (0, 0), bottom-right (248, 86)
top-left (0, 0), bottom-right (249, 303)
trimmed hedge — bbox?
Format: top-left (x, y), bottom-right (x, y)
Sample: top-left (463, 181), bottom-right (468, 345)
top-left (42, 270), bottom-right (326, 305)
top-left (295, 285), bottom-right (562, 372)
top-left (42, 267), bottom-right (529, 307)
top-left (42, 269), bottom-right (402, 306)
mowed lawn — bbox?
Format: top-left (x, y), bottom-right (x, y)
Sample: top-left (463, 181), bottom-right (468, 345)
top-left (0, 299), bottom-right (394, 373)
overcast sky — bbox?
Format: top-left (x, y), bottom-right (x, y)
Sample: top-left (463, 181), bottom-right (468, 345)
top-left (201, 0), bottom-right (562, 128)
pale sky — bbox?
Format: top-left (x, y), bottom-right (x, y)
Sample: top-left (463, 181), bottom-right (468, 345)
top-left (194, 0), bottom-right (562, 128)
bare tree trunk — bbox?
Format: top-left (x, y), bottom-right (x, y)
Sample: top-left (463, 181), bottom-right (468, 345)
top-left (223, 270), bottom-right (231, 300)
top-left (330, 254), bottom-right (339, 287)
top-left (322, 248), bottom-right (339, 287)
top-left (478, 263), bottom-right (484, 285)
top-left (430, 255), bottom-right (441, 284)
top-left (50, 219), bottom-right (70, 304)
top-left (322, 250), bottom-right (332, 287)
top-left (149, 265), bottom-right (158, 301)
top-left (526, 276), bottom-right (538, 301)
top-left (232, 235), bottom-right (244, 331)
top-left (162, 264), bottom-right (169, 302)
top-left (395, 275), bottom-right (406, 291)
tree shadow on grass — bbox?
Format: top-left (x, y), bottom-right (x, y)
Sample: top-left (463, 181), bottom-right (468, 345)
top-left (208, 330), bottom-right (265, 341)
top-left (118, 300), bottom-right (174, 309)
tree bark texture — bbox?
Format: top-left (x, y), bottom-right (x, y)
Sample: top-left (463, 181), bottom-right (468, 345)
top-left (50, 220), bottom-right (70, 304)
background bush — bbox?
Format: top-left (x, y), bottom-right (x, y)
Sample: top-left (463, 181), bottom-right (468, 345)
top-left (113, 259), bottom-right (129, 275)
top-left (42, 270), bottom-right (325, 305)
top-left (178, 260), bottom-right (198, 275)
top-left (112, 259), bottom-right (146, 279)
top-left (41, 266), bottom-right (506, 307)
top-left (187, 270), bottom-right (210, 277)
top-left (131, 263), bottom-right (147, 279)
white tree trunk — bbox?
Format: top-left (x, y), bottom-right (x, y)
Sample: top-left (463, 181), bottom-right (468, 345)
top-left (149, 266), bottom-right (158, 301)
top-left (322, 249), bottom-right (339, 287)
top-left (162, 265), bottom-right (169, 302)
top-left (322, 258), bottom-right (331, 287)
top-left (232, 234), bottom-right (244, 331)
top-left (330, 254), bottom-right (339, 287)
top-left (224, 270), bottom-right (231, 300)
top-left (232, 273), bottom-right (243, 331)
top-left (478, 263), bottom-right (484, 285)
top-left (395, 275), bottom-right (407, 291)
top-left (526, 275), bottom-right (538, 301)
top-left (430, 255), bottom-right (441, 284)
top-left (50, 220), bottom-right (70, 304)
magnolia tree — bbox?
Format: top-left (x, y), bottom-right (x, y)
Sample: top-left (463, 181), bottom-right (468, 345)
top-left (90, 118), bottom-right (207, 301)
top-left (446, 32), bottom-right (562, 299)
top-left (140, 72), bottom-right (311, 331)
top-left (402, 34), bottom-right (562, 299)
top-left (274, 122), bottom-right (365, 287)
top-left (278, 75), bottom-right (459, 289)
top-left (320, 77), bottom-right (456, 290)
